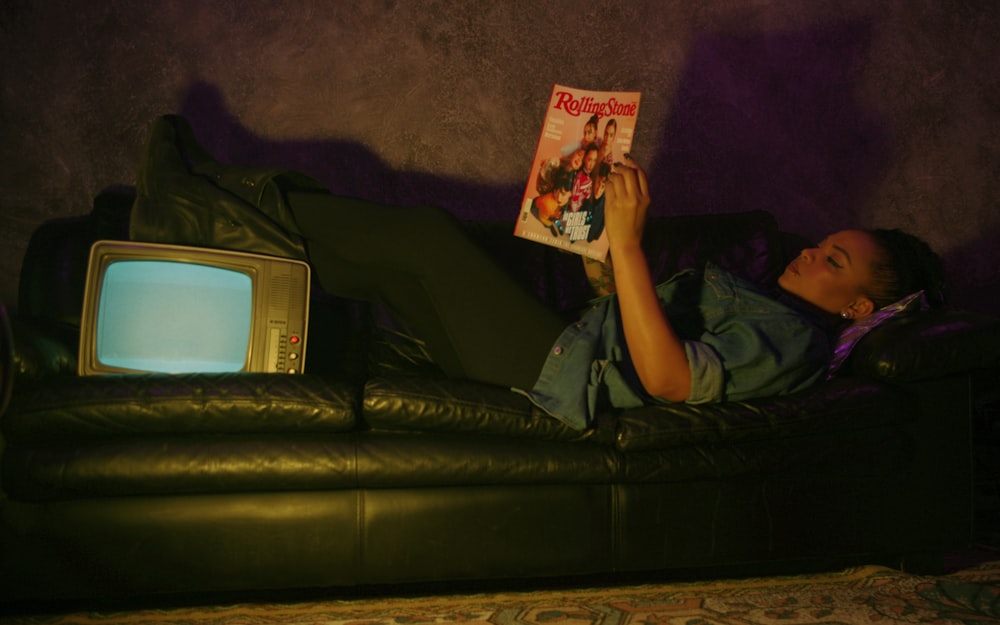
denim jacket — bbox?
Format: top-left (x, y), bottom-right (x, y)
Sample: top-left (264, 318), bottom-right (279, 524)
top-left (521, 263), bottom-right (832, 430)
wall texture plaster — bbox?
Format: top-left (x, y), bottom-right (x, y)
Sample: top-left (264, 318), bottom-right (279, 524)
top-left (1, 0), bottom-right (998, 311)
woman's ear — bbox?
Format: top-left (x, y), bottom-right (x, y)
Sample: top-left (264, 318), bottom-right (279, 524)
top-left (843, 296), bottom-right (876, 320)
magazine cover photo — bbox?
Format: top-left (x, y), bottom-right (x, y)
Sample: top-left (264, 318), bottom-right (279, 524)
top-left (514, 85), bottom-right (641, 261)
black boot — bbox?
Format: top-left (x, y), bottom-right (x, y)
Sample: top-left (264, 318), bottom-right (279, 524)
top-left (130, 115), bottom-right (324, 260)
top-left (165, 113), bottom-right (218, 173)
top-left (169, 114), bottom-right (327, 239)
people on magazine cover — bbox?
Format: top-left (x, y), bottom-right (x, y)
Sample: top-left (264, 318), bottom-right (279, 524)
top-left (536, 147), bottom-right (584, 195)
top-left (599, 118), bottom-right (617, 167)
top-left (532, 113), bottom-right (624, 249)
top-left (516, 87), bottom-right (640, 259)
top-left (584, 161), bottom-right (611, 242)
top-left (529, 167), bottom-right (573, 236)
top-left (569, 142), bottom-right (599, 213)
top-left (561, 113), bottom-right (600, 158)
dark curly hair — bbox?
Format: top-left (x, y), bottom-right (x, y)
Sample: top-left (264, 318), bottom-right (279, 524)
top-left (866, 229), bottom-right (948, 309)
top-left (550, 166), bottom-right (574, 191)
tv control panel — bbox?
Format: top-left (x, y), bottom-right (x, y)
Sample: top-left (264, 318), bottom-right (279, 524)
top-left (266, 327), bottom-right (305, 374)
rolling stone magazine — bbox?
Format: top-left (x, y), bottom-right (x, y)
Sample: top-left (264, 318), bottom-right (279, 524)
top-left (514, 84), bottom-right (641, 261)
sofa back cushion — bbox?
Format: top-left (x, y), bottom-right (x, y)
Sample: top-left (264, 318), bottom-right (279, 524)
top-left (4, 373), bottom-right (360, 441)
top-left (18, 190), bottom-right (132, 328)
top-left (461, 209), bottom-right (789, 313)
top-left (363, 376), bottom-right (599, 442)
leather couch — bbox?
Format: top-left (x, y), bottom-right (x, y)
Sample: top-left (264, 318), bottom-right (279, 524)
top-left (3, 188), bottom-right (999, 605)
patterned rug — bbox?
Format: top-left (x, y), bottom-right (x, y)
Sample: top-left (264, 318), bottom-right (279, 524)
top-left (8, 561), bottom-right (1000, 625)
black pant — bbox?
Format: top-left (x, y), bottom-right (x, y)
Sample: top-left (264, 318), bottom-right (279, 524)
top-left (288, 193), bottom-right (568, 390)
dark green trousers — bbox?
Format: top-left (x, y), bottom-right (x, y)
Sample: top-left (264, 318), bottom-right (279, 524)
top-left (289, 193), bottom-right (568, 390)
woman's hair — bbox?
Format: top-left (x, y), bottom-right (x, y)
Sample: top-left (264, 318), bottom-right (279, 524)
top-left (866, 229), bottom-right (948, 309)
top-left (551, 166), bottom-right (574, 191)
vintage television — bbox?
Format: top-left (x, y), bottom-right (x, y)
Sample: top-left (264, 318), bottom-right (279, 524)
top-left (78, 240), bottom-right (310, 375)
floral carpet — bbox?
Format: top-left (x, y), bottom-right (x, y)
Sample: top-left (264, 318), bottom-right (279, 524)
top-left (8, 560), bottom-right (1000, 625)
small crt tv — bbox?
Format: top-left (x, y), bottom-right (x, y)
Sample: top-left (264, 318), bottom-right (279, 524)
top-left (79, 240), bottom-right (310, 375)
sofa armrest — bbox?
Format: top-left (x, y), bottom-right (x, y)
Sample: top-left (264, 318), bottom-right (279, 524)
top-left (9, 317), bottom-right (79, 381)
top-left (845, 310), bottom-right (1000, 382)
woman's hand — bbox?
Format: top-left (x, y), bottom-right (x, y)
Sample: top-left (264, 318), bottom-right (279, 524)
top-left (604, 155), bottom-right (651, 252)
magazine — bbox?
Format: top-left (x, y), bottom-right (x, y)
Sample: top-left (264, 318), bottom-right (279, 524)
top-left (514, 84), bottom-right (641, 261)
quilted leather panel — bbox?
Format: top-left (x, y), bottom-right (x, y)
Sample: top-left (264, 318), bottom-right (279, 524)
top-left (354, 431), bottom-right (618, 487)
top-left (4, 430), bottom-right (620, 501)
top-left (847, 310), bottom-right (1000, 381)
top-left (3, 435), bottom-right (360, 500)
top-left (363, 376), bottom-right (602, 442)
top-left (613, 377), bottom-right (905, 451)
top-left (4, 373), bottom-right (359, 440)
top-left (620, 414), bottom-right (910, 483)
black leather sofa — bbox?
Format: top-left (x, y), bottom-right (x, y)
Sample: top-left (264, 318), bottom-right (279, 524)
top-left (3, 189), bottom-right (999, 605)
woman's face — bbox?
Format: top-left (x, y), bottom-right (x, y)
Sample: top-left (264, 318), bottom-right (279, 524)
top-left (583, 123), bottom-right (597, 145)
top-left (778, 230), bottom-right (882, 318)
top-left (583, 149), bottom-right (599, 174)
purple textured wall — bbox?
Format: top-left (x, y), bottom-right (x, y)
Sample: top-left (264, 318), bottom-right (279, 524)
top-left (1, 1), bottom-right (998, 312)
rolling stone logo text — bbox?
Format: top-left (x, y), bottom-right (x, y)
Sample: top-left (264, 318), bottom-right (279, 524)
top-left (551, 91), bottom-right (638, 118)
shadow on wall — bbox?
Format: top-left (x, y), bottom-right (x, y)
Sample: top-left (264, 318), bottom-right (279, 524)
top-left (944, 233), bottom-right (1000, 313)
top-left (649, 21), bottom-right (890, 243)
top-left (177, 83), bottom-right (523, 222)
top-left (175, 20), bottom-right (889, 235)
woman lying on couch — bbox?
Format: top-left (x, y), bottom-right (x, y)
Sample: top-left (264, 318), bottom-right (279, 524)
top-left (135, 116), bottom-right (947, 430)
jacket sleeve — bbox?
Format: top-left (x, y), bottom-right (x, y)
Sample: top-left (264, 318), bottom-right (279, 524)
top-left (687, 319), bottom-right (828, 404)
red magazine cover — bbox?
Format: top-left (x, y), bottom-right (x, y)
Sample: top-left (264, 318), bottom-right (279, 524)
top-left (514, 84), bottom-right (641, 261)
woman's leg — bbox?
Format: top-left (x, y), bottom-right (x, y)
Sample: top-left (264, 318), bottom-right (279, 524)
top-left (288, 192), bottom-right (568, 390)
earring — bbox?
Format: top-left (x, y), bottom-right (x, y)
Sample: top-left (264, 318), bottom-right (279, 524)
top-left (840, 311), bottom-right (851, 319)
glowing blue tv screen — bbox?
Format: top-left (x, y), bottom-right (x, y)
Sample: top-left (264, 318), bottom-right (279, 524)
top-left (79, 240), bottom-right (311, 376)
top-left (97, 260), bottom-right (253, 373)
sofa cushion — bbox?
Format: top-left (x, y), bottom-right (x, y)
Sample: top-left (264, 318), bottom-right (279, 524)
top-left (826, 291), bottom-right (928, 378)
top-left (4, 373), bottom-right (359, 440)
top-left (641, 210), bottom-right (788, 287)
top-left (618, 404), bottom-right (911, 483)
top-left (846, 309), bottom-right (1000, 382)
top-left (2, 434), bottom-right (362, 500)
top-left (612, 377), bottom-right (906, 452)
top-left (8, 318), bottom-right (79, 380)
top-left (363, 376), bottom-right (606, 443)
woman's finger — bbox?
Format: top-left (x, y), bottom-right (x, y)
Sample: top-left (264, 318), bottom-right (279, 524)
top-left (622, 155), bottom-right (649, 199)
top-left (607, 167), bottom-right (629, 201)
top-left (611, 162), bottom-right (639, 198)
